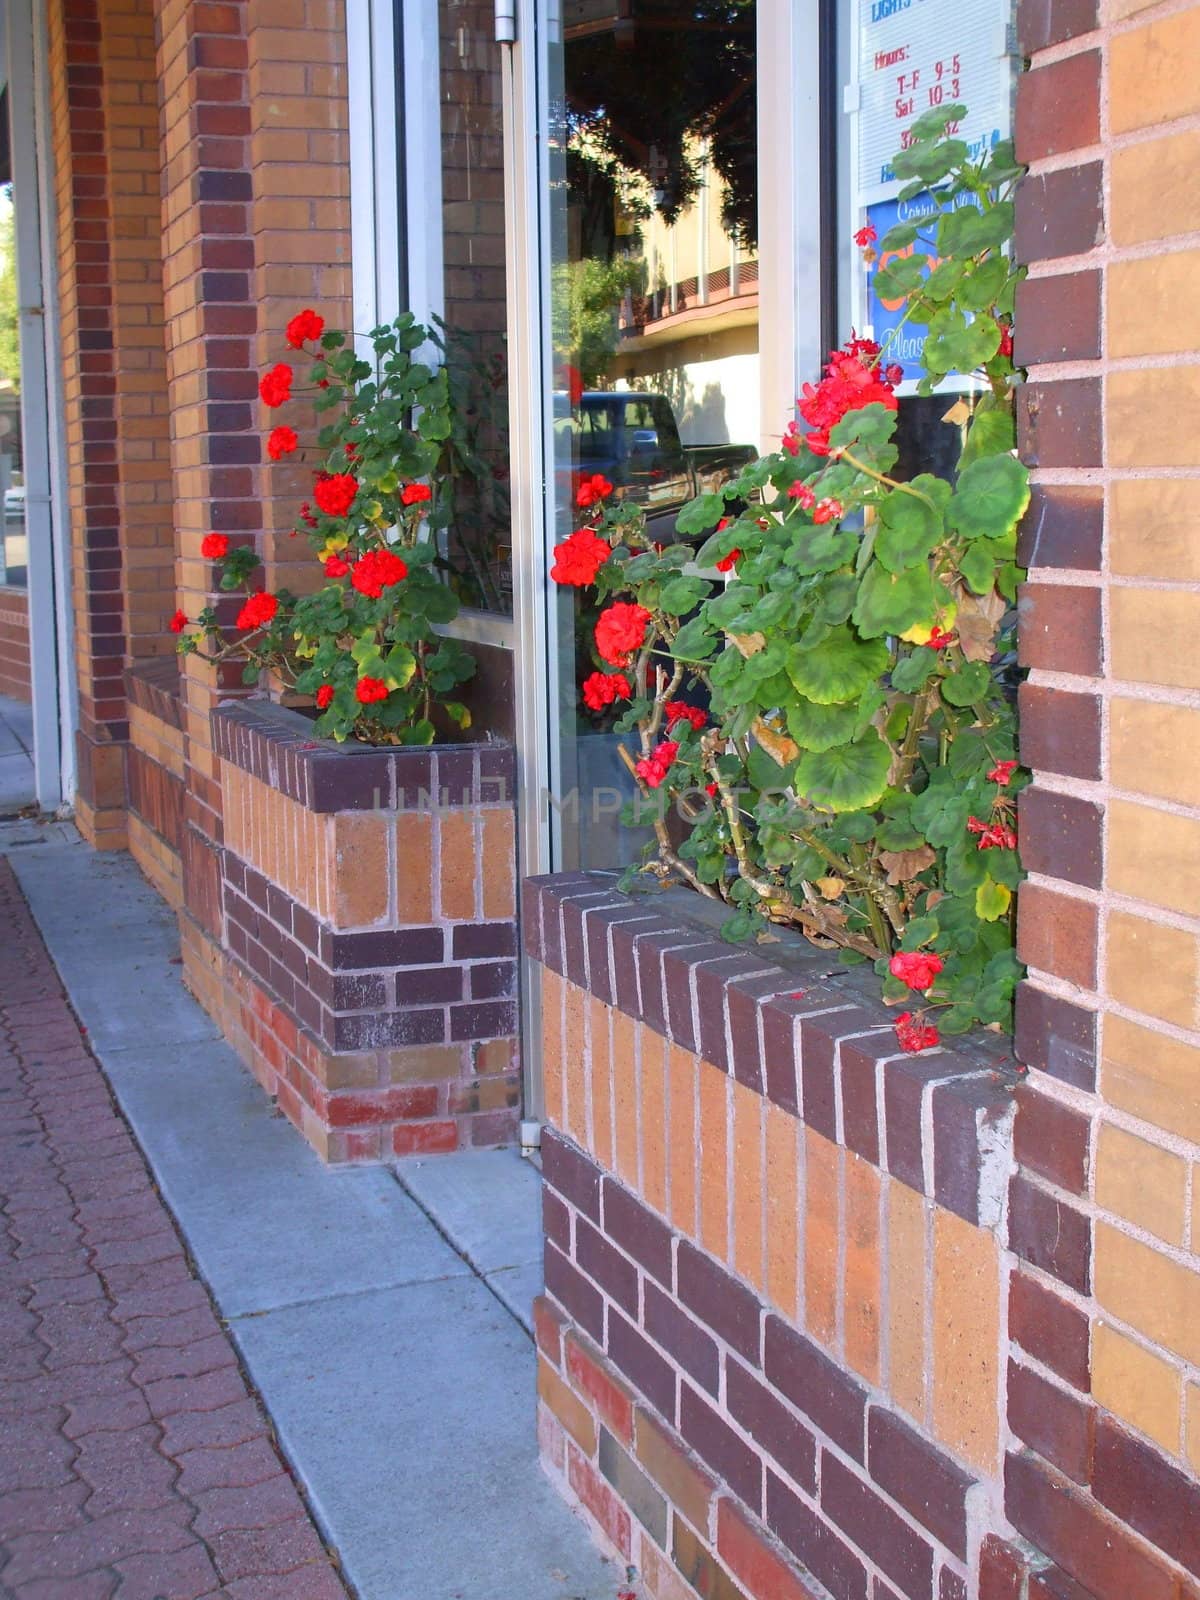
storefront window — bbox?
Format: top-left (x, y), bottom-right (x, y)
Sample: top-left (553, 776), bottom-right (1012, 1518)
top-left (0, 104), bottom-right (26, 590)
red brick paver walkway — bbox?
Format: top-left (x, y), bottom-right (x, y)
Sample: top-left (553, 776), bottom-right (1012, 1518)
top-left (0, 859), bottom-right (348, 1600)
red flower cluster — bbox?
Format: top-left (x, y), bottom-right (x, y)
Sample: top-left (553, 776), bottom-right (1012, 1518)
top-left (665, 701), bottom-right (706, 732)
top-left (782, 420), bottom-right (802, 458)
top-left (285, 308), bottom-right (325, 349)
top-left (997, 321), bottom-right (1014, 360)
top-left (987, 759), bottom-right (1018, 786)
top-left (635, 740), bottom-right (679, 789)
top-left (236, 592), bottom-right (279, 631)
top-left (324, 554), bottom-right (350, 578)
top-left (315, 684), bottom-right (335, 709)
top-left (259, 364), bottom-right (293, 408)
top-left (889, 949), bottom-right (944, 993)
top-left (813, 498), bottom-right (844, 524)
top-left (169, 609), bottom-right (188, 634)
top-left (401, 482), bottom-right (432, 506)
top-left (854, 223), bottom-right (877, 247)
top-left (351, 549), bottom-right (408, 598)
top-left (967, 815), bottom-right (1018, 850)
top-left (581, 670), bottom-right (632, 711)
top-left (355, 677), bottom-right (388, 704)
top-left (595, 602), bottom-right (651, 667)
top-left (550, 528), bottom-right (610, 587)
top-left (313, 473), bottom-right (359, 518)
top-left (268, 425), bottom-right (298, 461)
top-left (927, 626), bottom-right (956, 650)
top-left (797, 338), bottom-right (898, 456)
top-left (787, 481), bottom-right (816, 508)
top-left (894, 1011), bottom-right (940, 1053)
top-left (715, 548), bottom-right (741, 573)
top-left (576, 473), bottom-right (613, 509)
top-left (200, 533), bottom-right (229, 559)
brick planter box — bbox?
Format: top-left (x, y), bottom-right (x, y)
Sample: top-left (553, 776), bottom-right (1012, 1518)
top-left (189, 701), bottom-right (520, 1162)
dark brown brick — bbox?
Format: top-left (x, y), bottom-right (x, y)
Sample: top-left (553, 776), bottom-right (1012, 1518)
top-left (1012, 1079), bottom-right (1091, 1194)
top-left (545, 1241), bottom-right (604, 1342)
top-left (938, 1572), bottom-right (968, 1600)
top-left (1018, 786), bottom-right (1104, 892)
top-left (867, 1407), bottom-right (973, 1560)
top-left (766, 1471), bottom-right (869, 1600)
top-left (603, 1176), bottom-right (673, 1288)
top-left (1092, 1415), bottom-right (1200, 1579)
top-left (1015, 164), bottom-right (1104, 264)
top-left (330, 927), bottom-right (444, 971)
top-left (680, 1384), bottom-right (763, 1514)
top-left (977, 1532), bottom-right (1029, 1600)
top-left (1018, 583), bottom-right (1102, 676)
top-left (932, 1075), bottom-right (1011, 1226)
top-left (541, 1127), bottom-right (601, 1222)
top-left (1008, 1174), bottom-right (1091, 1293)
top-left (598, 1427), bottom-right (669, 1550)
top-left (663, 942), bottom-right (733, 1054)
top-left (885, 1056), bottom-right (955, 1194)
top-left (1008, 1269), bottom-right (1091, 1392)
top-left (1005, 1449), bottom-right (1177, 1600)
top-left (726, 1359), bottom-right (817, 1495)
top-left (543, 1189), bottom-right (570, 1253)
top-left (1008, 1359), bottom-right (1094, 1483)
top-left (697, 956), bottom-right (773, 1077)
top-left (764, 1316), bottom-right (867, 1463)
top-left (1018, 683), bottom-right (1102, 782)
top-left (1017, 380), bottom-right (1102, 470)
top-left (1014, 982), bottom-right (1097, 1091)
top-left (643, 1281), bottom-right (720, 1397)
top-left (1014, 271), bottom-right (1101, 366)
top-left (576, 1216), bottom-right (638, 1316)
top-left (799, 1009), bottom-right (886, 1143)
top-left (821, 1452), bottom-right (935, 1600)
top-left (839, 1034), bottom-right (899, 1164)
top-left (677, 1240), bottom-right (762, 1367)
top-left (1016, 52), bottom-right (1100, 162)
top-left (726, 971), bottom-right (783, 1093)
top-left (607, 1308), bottom-right (677, 1422)
top-left (1029, 1564), bottom-right (1098, 1600)
top-left (1019, 0), bottom-right (1097, 51)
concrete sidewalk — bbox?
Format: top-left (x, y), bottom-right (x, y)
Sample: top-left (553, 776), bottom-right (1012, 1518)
top-left (1, 822), bottom-right (620, 1600)
top-left (0, 694), bottom-right (35, 814)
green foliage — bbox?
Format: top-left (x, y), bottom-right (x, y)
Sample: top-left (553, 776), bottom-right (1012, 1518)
top-left (566, 111), bottom-right (1028, 1041)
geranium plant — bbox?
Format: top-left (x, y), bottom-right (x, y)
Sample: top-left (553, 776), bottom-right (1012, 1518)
top-left (557, 107), bottom-right (1029, 1048)
top-left (173, 311), bottom-right (475, 745)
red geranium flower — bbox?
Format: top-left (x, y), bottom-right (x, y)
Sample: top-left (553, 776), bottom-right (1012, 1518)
top-left (550, 528), bottom-right (610, 587)
top-left (324, 554), bottom-right (350, 578)
top-left (889, 950), bottom-right (945, 993)
top-left (351, 549), bottom-right (408, 598)
top-left (169, 609), bottom-right (188, 634)
top-left (813, 498), bottom-right (844, 524)
top-left (787, 481), bottom-right (816, 509)
top-left (894, 1011), bottom-right (940, 1053)
top-left (927, 626), bottom-right (956, 650)
top-left (635, 739), bottom-right (679, 789)
top-left (967, 815), bottom-right (1019, 850)
top-left (313, 473), bottom-right (359, 518)
top-left (797, 337), bottom-right (898, 455)
top-left (259, 363), bottom-right (293, 408)
top-left (782, 421), bottom-right (802, 457)
top-left (854, 223), bottom-right (877, 247)
top-left (715, 548), bottom-right (741, 573)
top-left (401, 482), bottom-right (432, 506)
top-left (705, 781), bottom-right (719, 797)
top-left (581, 670), bottom-right (631, 712)
top-left (355, 676), bottom-right (389, 704)
top-left (665, 701), bottom-right (706, 732)
top-left (595, 602), bottom-right (652, 667)
top-left (200, 533), bottom-right (229, 559)
top-left (885, 363), bottom-right (904, 387)
top-left (315, 684), bottom-right (335, 709)
top-left (236, 592), bottom-right (279, 631)
top-left (268, 425), bottom-right (298, 461)
top-left (285, 308), bottom-right (325, 349)
top-left (576, 473), bottom-right (613, 508)
top-left (987, 759), bottom-right (1018, 786)
top-left (997, 322), bottom-right (1014, 359)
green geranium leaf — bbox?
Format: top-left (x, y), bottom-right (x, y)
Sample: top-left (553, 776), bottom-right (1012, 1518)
top-left (959, 405), bottom-right (1016, 469)
top-left (941, 661), bottom-right (993, 705)
top-left (950, 452), bottom-right (1030, 541)
top-left (891, 647), bottom-right (937, 692)
top-left (383, 642), bottom-right (416, 688)
top-left (872, 254), bottom-right (930, 299)
top-left (785, 698), bottom-right (859, 752)
top-left (852, 562), bottom-right (936, 639)
top-left (975, 878), bottom-right (1013, 921)
top-left (958, 542), bottom-right (997, 595)
top-left (671, 617), bottom-right (719, 661)
top-left (786, 525), bottom-right (859, 576)
top-left (660, 576), bottom-right (711, 615)
top-left (794, 730), bottom-right (892, 812)
top-left (879, 220), bottom-right (921, 251)
top-left (675, 492), bottom-right (725, 535)
top-left (785, 627), bottom-right (891, 705)
top-left (875, 489), bottom-right (944, 573)
top-left (958, 254), bottom-right (1009, 313)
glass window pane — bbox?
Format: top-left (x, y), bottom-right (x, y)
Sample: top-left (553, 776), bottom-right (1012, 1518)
top-left (0, 160), bottom-right (27, 590)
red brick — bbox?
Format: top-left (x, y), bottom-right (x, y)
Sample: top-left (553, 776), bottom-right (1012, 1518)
top-left (978, 1533), bottom-right (1028, 1600)
top-left (1008, 1360), bottom-right (1094, 1484)
top-left (565, 1330), bottom-right (635, 1446)
top-left (533, 1295), bottom-right (566, 1366)
top-left (1016, 52), bottom-right (1100, 162)
top-left (1008, 1270), bottom-right (1091, 1392)
top-left (1092, 1414), bottom-right (1200, 1579)
top-left (390, 1119), bottom-right (457, 1156)
top-left (567, 1440), bottom-right (632, 1561)
top-left (716, 1497), bottom-right (824, 1600)
top-left (1012, 1082), bottom-right (1091, 1194)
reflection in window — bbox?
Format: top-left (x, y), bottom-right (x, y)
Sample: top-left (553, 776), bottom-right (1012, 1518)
top-left (0, 170), bottom-right (26, 590)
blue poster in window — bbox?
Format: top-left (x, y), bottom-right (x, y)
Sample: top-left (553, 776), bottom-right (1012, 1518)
top-left (865, 190), bottom-right (984, 385)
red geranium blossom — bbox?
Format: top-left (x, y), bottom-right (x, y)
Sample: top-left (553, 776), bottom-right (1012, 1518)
top-left (797, 337), bottom-right (898, 456)
top-left (551, 528), bottom-right (611, 586)
top-left (885, 363), bottom-right (904, 386)
top-left (987, 759), bottom-right (1018, 786)
top-left (787, 481), bottom-right (816, 509)
top-left (200, 533), bottom-right (229, 559)
top-left (889, 950), bottom-right (944, 993)
top-left (813, 498), bottom-right (844, 524)
top-left (576, 473), bottom-right (613, 509)
top-left (169, 609), bottom-right (188, 634)
top-left (351, 549), bottom-right (408, 598)
top-left (259, 363), bottom-right (293, 408)
top-left (268, 425), bottom-right (298, 461)
top-left (315, 684), bottom-right (335, 709)
top-left (313, 473), bottom-right (359, 518)
top-left (635, 740), bottom-right (679, 789)
top-left (854, 223), bottom-right (877, 247)
top-left (285, 308), bottom-right (325, 348)
top-left (927, 626), bottom-right (956, 650)
top-left (715, 548), bottom-right (741, 573)
top-left (894, 1011), bottom-right (940, 1053)
top-left (665, 701), bottom-right (706, 732)
top-left (401, 482), bottom-right (432, 506)
top-left (967, 815), bottom-right (1019, 850)
top-left (705, 781), bottom-right (719, 798)
top-left (581, 670), bottom-right (632, 712)
top-left (997, 322), bottom-right (1014, 359)
top-left (782, 420), bottom-right (803, 457)
top-left (236, 592), bottom-right (279, 631)
top-left (595, 602), bottom-right (652, 667)
top-left (324, 554), bottom-right (350, 578)
top-left (355, 676), bottom-right (389, 704)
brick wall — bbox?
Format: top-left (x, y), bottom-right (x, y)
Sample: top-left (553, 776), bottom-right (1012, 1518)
top-left (1012, 0), bottom-right (1200, 1591)
top-left (125, 658), bottom-right (186, 909)
top-left (0, 589), bottom-right (31, 703)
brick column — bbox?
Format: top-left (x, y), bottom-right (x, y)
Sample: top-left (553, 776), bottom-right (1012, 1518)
top-left (1010, 0), bottom-right (1200, 1591)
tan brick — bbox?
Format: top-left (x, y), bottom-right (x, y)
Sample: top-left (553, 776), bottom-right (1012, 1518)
top-left (641, 1029), bottom-right (668, 1215)
top-left (1113, 131), bottom-right (1200, 247)
top-left (475, 1036), bottom-right (515, 1075)
top-left (804, 1125), bottom-right (839, 1350)
top-left (438, 809), bottom-right (478, 921)
top-left (668, 1044), bottom-right (698, 1238)
top-left (1105, 909), bottom-right (1199, 1031)
top-left (634, 1407), bottom-right (716, 1534)
top-left (843, 1154), bottom-right (882, 1387)
top-left (887, 1178), bottom-right (927, 1425)
top-left (1096, 1122), bottom-right (1188, 1245)
top-left (1102, 1013), bottom-right (1200, 1144)
top-left (1111, 589), bottom-right (1200, 691)
top-left (564, 981), bottom-right (588, 1151)
top-left (384, 1044), bottom-right (464, 1084)
top-left (612, 1009), bottom-right (639, 1190)
top-left (1108, 799), bottom-right (1200, 918)
top-left (764, 1102), bottom-right (799, 1323)
top-left (330, 812), bottom-right (390, 928)
top-left (1095, 1221), bottom-right (1200, 1365)
top-left (932, 1206), bottom-right (1000, 1475)
top-left (1110, 697), bottom-right (1200, 809)
top-left (731, 1079), bottom-right (764, 1292)
top-left (1107, 367), bottom-right (1200, 468)
top-left (589, 996), bottom-right (614, 1172)
top-left (481, 808), bottom-right (515, 920)
top-left (1112, 480), bottom-right (1200, 583)
top-left (1188, 1382), bottom-right (1200, 1473)
top-left (395, 812), bottom-right (433, 924)
top-left (537, 1355), bottom-right (597, 1455)
top-left (1111, 8), bottom-right (1200, 133)
top-left (1109, 251), bottom-right (1200, 359)
top-left (542, 968), bottom-right (564, 1130)
top-left (698, 1056), bottom-right (729, 1260)
top-left (1093, 1322), bottom-right (1182, 1456)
